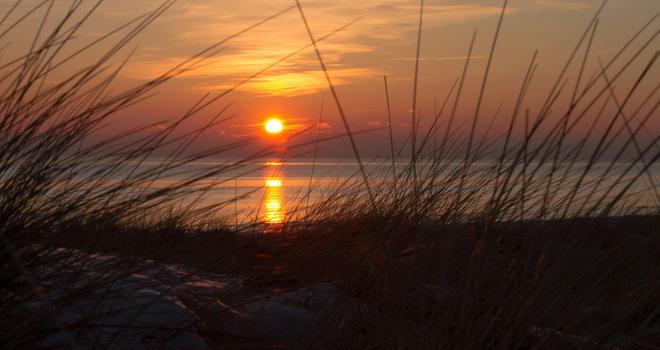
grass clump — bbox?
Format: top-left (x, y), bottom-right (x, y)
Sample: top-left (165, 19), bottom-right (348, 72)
top-left (1, 0), bottom-right (659, 349)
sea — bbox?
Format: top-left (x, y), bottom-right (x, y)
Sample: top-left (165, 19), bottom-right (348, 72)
top-left (131, 158), bottom-right (660, 225)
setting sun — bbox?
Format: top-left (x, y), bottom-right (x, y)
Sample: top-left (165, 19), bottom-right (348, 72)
top-left (265, 178), bottom-right (282, 187)
top-left (264, 118), bottom-right (284, 134)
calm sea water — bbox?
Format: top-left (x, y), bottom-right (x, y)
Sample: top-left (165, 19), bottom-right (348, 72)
top-left (156, 159), bottom-right (391, 224)
top-left (132, 158), bottom-right (660, 224)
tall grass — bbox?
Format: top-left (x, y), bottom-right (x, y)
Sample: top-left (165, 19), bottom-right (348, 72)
top-left (1, 0), bottom-right (659, 348)
top-left (274, 1), bottom-right (660, 348)
top-left (0, 1), bottom-right (307, 347)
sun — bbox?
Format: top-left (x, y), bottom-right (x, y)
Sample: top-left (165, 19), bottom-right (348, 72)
top-left (264, 118), bottom-right (284, 134)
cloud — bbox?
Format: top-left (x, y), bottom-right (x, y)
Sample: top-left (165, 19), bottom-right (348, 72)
top-left (200, 67), bottom-right (377, 96)
top-left (107, 0), bottom-right (518, 96)
top-left (14, 0), bottom-right (592, 97)
top-left (393, 55), bottom-right (489, 62)
top-left (532, 0), bottom-right (592, 11)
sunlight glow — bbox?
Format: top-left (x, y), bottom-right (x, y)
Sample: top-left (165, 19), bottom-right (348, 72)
top-left (265, 179), bottom-right (282, 187)
top-left (264, 118), bottom-right (284, 134)
top-left (264, 177), bottom-right (284, 224)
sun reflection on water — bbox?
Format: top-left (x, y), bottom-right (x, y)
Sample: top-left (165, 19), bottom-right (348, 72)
top-left (264, 176), bottom-right (284, 224)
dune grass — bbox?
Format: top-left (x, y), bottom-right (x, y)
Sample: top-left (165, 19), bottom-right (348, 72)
top-left (1, 0), bottom-right (659, 348)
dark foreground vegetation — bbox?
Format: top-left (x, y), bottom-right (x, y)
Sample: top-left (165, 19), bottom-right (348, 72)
top-left (45, 214), bottom-right (660, 348)
top-left (1, 0), bottom-right (659, 348)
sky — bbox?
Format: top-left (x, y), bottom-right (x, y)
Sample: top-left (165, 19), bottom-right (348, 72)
top-left (2, 0), bottom-right (659, 158)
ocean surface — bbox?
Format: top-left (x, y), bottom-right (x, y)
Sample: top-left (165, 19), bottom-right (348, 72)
top-left (130, 158), bottom-right (660, 225)
top-left (148, 158), bottom-right (392, 224)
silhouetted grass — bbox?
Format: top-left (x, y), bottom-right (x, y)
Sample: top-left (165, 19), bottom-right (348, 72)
top-left (1, 0), bottom-right (659, 349)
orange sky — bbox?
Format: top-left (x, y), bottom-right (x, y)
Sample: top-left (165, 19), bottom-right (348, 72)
top-left (2, 0), bottom-right (658, 158)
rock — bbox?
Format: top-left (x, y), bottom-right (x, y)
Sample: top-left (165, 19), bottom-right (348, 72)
top-left (220, 283), bottom-right (340, 346)
top-left (17, 247), bottom-right (211, 349)
top-left (18, 246), bottom-right (346, 348)
top-left (529, 326), bottom-right (621, 350)
top-left (41, 273), bottom-right (209, 350)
